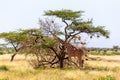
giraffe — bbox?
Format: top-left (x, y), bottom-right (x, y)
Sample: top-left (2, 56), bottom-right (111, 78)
top-left (51, 33), bottom-right (84, 68)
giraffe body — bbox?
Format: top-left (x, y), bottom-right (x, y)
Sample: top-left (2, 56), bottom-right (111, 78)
top-left (65, 43), bottom-right (84, 67)
top-left (51, 33), bottom-right (84, 68)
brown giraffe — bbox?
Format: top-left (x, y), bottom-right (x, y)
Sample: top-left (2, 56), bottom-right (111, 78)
top-left (51, 33), bottom-right (84, 68)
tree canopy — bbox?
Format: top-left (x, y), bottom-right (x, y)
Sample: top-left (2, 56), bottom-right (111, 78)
top-left (44, 9), bottom-right (109, 43)
top-left (45, 9), bottom-right (83, 20)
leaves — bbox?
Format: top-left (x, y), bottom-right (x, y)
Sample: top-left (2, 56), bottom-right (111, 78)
top-left (19, 28), bottom-right (42, 36)
top-left (44, 9), bottom-right (110, 41)
top-left (45, 9), bottom-right (84, 20)
top-left (0, 32), bottom-right (23, 43)
top-left (41, 36), bottom-right (58, 48)
top-left (69, 21), bottom-right (109, 38)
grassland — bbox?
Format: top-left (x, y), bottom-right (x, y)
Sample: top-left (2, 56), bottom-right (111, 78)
top-left (0, 54), bottom-right (120, 80)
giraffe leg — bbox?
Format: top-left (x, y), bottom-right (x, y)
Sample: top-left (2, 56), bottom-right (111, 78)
top-left (78, 57), bottom-right (84, 69)
top-left (68, 56), bottom-right (72, 67)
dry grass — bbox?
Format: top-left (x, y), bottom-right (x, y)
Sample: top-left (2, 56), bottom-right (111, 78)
top-left (0, 54), bottom-right (120, 80)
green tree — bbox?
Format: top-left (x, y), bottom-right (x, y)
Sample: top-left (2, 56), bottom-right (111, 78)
top-left (113, 45), bottom-right (119, 52)
top-left (0, 29), bottom-right (59, 68)
top-left (19, 29), bottom-right (60, 68)
top-left (0, 31), bottom-right (25, 61)
top-left (0, 29), bottom-right (42, 61)
top-left (39, 9), bottom-right (109, 68)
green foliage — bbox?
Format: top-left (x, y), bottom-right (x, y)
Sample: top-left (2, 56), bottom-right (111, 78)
top-left (0, 31), bottom-right (26, 46)
top-left (41, 36), bottom-right (58, 48)
top-left (70, 22), bottom-right (109, 37)
top-left (0, 65), bottom-right (9, 71)
top-left (112, 45), bottom-right (119, 49)
top-left (55, 31), bottom-right (64, 35)
top-left (19, 28), bottom-right (42, 36)
top-left (0, 29), bottom-right (42, 45)
top-left (93, 75), bottom-right (115, 80)
top-left (44, 9), bottom-right (109, 40)
top-left (0, 51), bottom-right (3, 55)
top-left (0, 31), bottom-right (26, 60)
top-left (45, 9), bottom-right (83, 20)
top-left (111, 52), bottom-right (120, 55)
top-left (90, 50), bottom-right (120, 56)
top-left (112, 45), bottom-right (119, 52)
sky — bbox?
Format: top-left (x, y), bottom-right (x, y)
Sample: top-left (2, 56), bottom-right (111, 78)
top-left (0, 0), bottom-right (120, 48)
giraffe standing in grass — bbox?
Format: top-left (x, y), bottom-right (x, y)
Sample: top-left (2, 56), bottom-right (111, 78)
top-left (51, 33), bottom-right (84, 68)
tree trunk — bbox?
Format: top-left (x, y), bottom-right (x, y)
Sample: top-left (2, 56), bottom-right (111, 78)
top-left (59, 51), bottom-right (66, 69)
top-left (59, 57), bottom-right (64, 69)
top-left (10, 53), bottom-right (17, 61)
top-left (58, 46), bottom-right (66, 69)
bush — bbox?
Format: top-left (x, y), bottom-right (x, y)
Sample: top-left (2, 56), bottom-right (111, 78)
top-left (0, 65), bottom-right (9, 71)
top-left (0, 51), bottom-right (3, 55)
top-left (111, 52), bottom-right (120, 55)
top-left (93, 75), bottom-right (115, 80)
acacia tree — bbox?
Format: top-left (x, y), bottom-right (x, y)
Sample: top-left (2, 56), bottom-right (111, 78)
top-left (0, 28), bottom-right (59, 69)
top-left (39, 9), bottom-right (109, 68)
top-left (0, 31), bottom-right (25, 61)
top-left (19, 29), bottom-right (60, 68)
top-left (113, 45), bottom-right (119, 52)
top-left (0, 29), bottom-right (43, 61)
top-left (0, 29), bottom-right (59, 68)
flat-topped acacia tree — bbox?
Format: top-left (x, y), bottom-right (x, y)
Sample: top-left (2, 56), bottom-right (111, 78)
top-left (39, 9), bottom-right (109, 68)
top-left (0, 31), bottom-right (25, 61)
top-left (0, 29), bottom-right (42, 61)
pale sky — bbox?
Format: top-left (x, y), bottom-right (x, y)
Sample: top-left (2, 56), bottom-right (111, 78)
top-left (0, 0), bottom-right (120, 48)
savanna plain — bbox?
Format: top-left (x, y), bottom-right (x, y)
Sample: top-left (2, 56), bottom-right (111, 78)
top-left (0, 54), bottom-right (120, 80)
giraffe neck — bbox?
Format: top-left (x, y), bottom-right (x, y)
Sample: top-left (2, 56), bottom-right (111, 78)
top-left (52, 33), bottom-right (75, 48)
top-left (52, 33), bottom-right (65, 45)
top-left (66, 43), bottom-right (76, 50)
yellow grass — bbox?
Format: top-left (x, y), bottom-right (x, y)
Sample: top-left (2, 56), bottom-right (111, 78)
top-left (0, 54), bottom-right (120, 80)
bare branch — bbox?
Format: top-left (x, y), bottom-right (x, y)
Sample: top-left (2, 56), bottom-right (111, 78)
top-left (39, 18), bottom-right (61, 36)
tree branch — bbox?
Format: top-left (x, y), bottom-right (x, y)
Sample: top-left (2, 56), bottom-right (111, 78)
top-left (68, 32), bottom-right (81, 42)
top-left (10, 41), bottom-right (18, 52)
top-left (62, 19), bottom-right (69, 39)
top-left (49, 47), bottom-right (60, 59)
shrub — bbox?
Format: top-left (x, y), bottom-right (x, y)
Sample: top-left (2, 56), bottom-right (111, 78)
top-left (0, 65), bottom-right (9, 71)
top-left (0, 51), bottom-right (3, 55)
top-left (93, 75), bottom-right (115, 80)
top-left (111, 52), bottom-right (120, 55)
